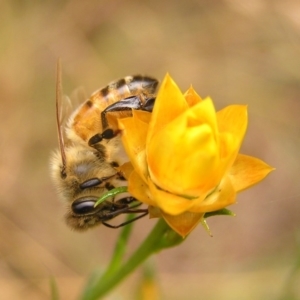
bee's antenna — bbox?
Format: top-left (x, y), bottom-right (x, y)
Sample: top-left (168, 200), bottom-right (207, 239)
top-left (56, 59), bottom-right (67, 177)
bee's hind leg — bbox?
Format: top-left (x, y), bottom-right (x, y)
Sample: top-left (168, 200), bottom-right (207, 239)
top-left (88, 95), bottom-right (156, 147)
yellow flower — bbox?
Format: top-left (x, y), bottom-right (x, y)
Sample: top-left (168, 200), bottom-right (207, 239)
top-left (118, 74), bottom-right (274, 237)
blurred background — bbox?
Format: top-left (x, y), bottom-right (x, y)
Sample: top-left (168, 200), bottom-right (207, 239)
top-left (0, 0), bottom-right (299, 299)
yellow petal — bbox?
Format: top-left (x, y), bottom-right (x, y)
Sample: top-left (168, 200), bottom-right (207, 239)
top-left (217, 105), bottom-right (248, 149)
top-left (147, 74), bottom-right (189, 144)
top-left (217, 132), bottom-right (240, 180)
top-left (184, 85), bottom-right (203, 107)
top-left (215, 105), bottom-right (248, 180)
top-left (147, 99), bottom-right (220, 196)
top-left (119, 113), bottom-right (149, 181)
top-left (185, 98), bottom-right (219, 142)
top-left (189, 175), bottom-right (236, 213)
top-left (128, 171), bottom-right (157, 206)
top-left (160, 210), bottom-right (205, 237)
top-left (118, 162), bottom-right (134, 180)
top-left (148, 206), bottom-right (161, 218)
top-left (132, 109), bottom-right (152, 124)
top-left (229, 154), bottom-right (275, 192)
top-left (147, 179), bottom-right (196, 215)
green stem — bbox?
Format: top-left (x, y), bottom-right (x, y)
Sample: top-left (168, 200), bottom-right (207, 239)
top-left (103, 214), bottom-right (135, 278)
top-left (81, 219), bottom-right (184, 300)
top-left (80, 214), bottom-right (134, 296)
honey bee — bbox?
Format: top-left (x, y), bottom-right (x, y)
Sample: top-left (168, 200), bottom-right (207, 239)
top-left (51, 61), bottom-right (158, 230)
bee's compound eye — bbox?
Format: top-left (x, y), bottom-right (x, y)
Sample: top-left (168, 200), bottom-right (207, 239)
top-left (80, 178), bottom-right (102, 189)
top-left (72, 198), bottom-right (98, 215)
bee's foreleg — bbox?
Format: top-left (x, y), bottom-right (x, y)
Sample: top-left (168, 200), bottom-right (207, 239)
top-left (101, 209), bottom-right (149, 228)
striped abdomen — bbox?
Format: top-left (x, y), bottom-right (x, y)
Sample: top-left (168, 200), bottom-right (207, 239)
top-left (70, 75), bottom-right (158, 142)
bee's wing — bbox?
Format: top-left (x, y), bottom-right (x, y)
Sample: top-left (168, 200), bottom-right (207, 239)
top-left (69, 86), bottom-right (87, 110)
top-left (56, 60), bottom-right (68, 172)
top-left (59, 86), bottom-right (86, 125)
top-left (58, 95), bottom-right (71, 127)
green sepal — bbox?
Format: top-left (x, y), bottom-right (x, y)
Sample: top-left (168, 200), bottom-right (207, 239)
top-left (204, 208), bottom-right (235, 218)
top-left (94, 186), bottom-right (128, 207)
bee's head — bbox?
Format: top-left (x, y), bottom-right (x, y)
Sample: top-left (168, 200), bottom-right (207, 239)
top-left (50, 144), bottom-right (127, 230)
top-left (64, 195), bottom-right (107, 231)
